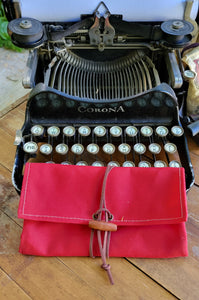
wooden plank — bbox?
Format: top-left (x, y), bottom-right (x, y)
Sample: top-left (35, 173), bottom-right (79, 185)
top-left (0, 165), bottom-right (22, 227)
top-left (59, 257), bottom-right (176, 299)
top-left (190, 153), bottom-right (199, 185)
top-left (0, 106), bottom-right (25, 137)
top-left (127, 185), bottom-right (199, 300)
top-left (0, 128), bottom-right (16, 172)
top-left (0, 254), bottom-right (105, 300)
top-left (0, 268), bottom-right (31, 300)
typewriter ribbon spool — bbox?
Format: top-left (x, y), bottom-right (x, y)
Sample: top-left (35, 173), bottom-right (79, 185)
top-left (8, 17), bottom-right (44, 48)
top-left (161, 19), bottom-right (194, 47)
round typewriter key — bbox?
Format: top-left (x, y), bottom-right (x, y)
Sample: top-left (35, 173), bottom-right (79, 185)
top-left (125, 126), bottom-right (138, 137)
top-left (71, 143), bottom-right (84, 155)
top-left (110, 126), bottom-right (122, 137)
top-left (87, 143), bottom-right (99, 155)
top-left (140, 126), bottom-right (153, 137)
top-left (169, 160), bottom-right (181, 168)
top-left (23, 141), bottom-right (38, 154)
top-left (102, 143), bottom-right (115, 154)
top-left (148, 143), bottom-right (161, 154)
top-left (154, 160), bottom-right (167, 168)
top-left (76, 161), bottom-right (88, 166)
top-left (40, 143), bottom-right (53, 155)
top-left (118, 143), bottom-right (131, 155)
top-left (78, 126), bottom-right (91, 137)
top-left (94, 125), bottom-right (106, 137)
top-left (61, 161), bottom-right (72, 165)
top-left (46, 161), bottom-right (55, 164)
top-left (31, 125), bottom-right (44, 136)
top-left (63, 126), bottom-right (75, 137)
top-left (155, 126), bottom-right (169, 137)
top-left (164, 143), bottom-right (177, 154)
top-left (171, 126), bottom-right (184, 137)
top-left (108, 161), bottom-right (120, 167)
top-left (55, 143), bottom-right (68, 155)
top-left (122, 161), bottom-right (135, 167)
top-left (92, 161), bottom-right (104, 167)
top-left (47, 126), bottom-right (60, 137)
top-left (138, 161), bottom-right (151, 167)
top-left (133, 143), bottom-right (146, 155)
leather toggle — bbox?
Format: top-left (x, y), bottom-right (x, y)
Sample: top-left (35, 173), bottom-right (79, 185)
top-left (89, 220), bottom-right (117, 232)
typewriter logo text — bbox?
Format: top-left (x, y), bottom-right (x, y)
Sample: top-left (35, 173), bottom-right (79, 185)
top-left (78, 105), bottom-right (125, 113)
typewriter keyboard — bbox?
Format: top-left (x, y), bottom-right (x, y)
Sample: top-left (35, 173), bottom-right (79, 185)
top-left (19, 124), bottom-right (184, 168)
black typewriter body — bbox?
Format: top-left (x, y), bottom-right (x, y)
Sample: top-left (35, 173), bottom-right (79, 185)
top-left (6, 1), bottom-right (196, 192)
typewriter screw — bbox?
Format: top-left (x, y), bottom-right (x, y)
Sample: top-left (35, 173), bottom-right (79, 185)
top-left (20, 19), bottom-right (32, 29)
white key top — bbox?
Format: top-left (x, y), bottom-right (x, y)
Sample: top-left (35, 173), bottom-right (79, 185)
top-left (125, 126), bottom-right (138, 137)
top-left (47, 126), bottom-right (60, 137)
top-left (63, 126), bottom-right (75, 137)
top-left (122, 161), bottom-right (135, 167)
top-left (133, 143), bottom-right (146, 154)
top-left (155, 126), bottom-right (169, 137)
top-left (169, 160), bottom-right (181, 167)
top-left (92, 161), bottom-right (104, 167)
top-left (110, 126), bottom-right (122, 137)
top-left (118, 143), bottom-right (131, 155)
top-left (87, 143), bottom-right (99, 155)
top-left (61, 161), bottom-right (72, 165)
top-left (108, 161), bottom-right (120, 167)
top-left (148, 143), bottom-right (161, 154)
top-left (140, 126), bottom-right (153, 137)
top-left (78, 126), bottom-right (91, 136)
top-left (76, 161), bottom-right (88, 166)
top-left (164, 143), bottom-right (177, 154)
top-left (46, 161), bottom-right (55, 164)
top-left (40, 143), bottom-right (53, 155)
top-left (23, 141), bottom-right (38, 154)
top-left (138, 161), bottom-right (151, 167)
top-left (102, 143), bottom-right (115, 154)
top-left (93, 126), bottom-right (106, 137)
top-left (31, 125), bottom-right (44, 136)
top-left (55, 143), bottom-right (68, 155)
top-left (171, 126), bottom-right (184, 137)
top-left (154, 160), bottom-right (167, 167)
top-left (71, 143), bottom-right (84, 155)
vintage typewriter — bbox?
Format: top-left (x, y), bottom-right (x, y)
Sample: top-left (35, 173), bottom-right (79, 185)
top-left (4, 0), bottom-right (198, 193)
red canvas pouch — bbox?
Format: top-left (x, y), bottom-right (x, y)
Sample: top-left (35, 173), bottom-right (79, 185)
top-left (18, 163), bottom-right (188, 284)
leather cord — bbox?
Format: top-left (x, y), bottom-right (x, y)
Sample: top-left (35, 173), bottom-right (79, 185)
top-left (89, 165), bottom-right (115, 285)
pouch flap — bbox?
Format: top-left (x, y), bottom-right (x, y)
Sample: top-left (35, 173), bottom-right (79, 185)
top-left (18, 163), bottom-right (187, 226)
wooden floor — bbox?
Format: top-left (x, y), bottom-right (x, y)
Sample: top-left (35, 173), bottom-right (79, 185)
top-left (0, 99), bottom-right (199, 300)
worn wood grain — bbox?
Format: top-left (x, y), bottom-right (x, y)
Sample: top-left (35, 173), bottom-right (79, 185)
top-left (59, 257), bottom-right (177, 300)
top-left (0, 268), bottom-right (31, 300)
top-left (127, 186), bottom-right (199, 300)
